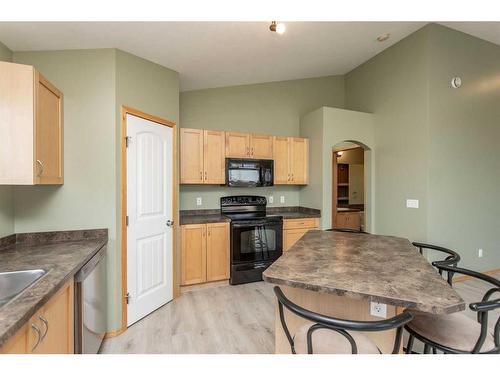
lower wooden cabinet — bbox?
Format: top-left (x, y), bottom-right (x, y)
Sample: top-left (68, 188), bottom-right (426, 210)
top-left (181, 222), bottom-right (230, 286)
top-left (0, 280), bottom-right (74, 354)
top-left (283, 218), bottom-right (319, 252)
top-left (335, 212), bottom-right (361, 231)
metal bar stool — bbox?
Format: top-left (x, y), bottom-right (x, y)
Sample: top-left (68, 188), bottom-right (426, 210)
top-left (412, 242), bottom-right (461, 285)
top-left (405, 264), bottom-right (500, 354)
top-left (274, 286), bottom-right (413, 354)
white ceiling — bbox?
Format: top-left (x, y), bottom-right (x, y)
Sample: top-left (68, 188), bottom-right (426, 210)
top-left (0, 22), bottom-right (498, 92)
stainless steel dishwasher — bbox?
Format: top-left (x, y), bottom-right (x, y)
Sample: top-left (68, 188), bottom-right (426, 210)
top-left (74, 244), bottom-right (107, 354)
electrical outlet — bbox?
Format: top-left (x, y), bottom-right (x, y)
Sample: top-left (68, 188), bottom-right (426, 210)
top-left (478, 248), bottom-right (483, 258)
top-left (280, 196), bottom-right (285, 204)
top-left (196, 197), bottom-right (202, 206)
top-left (370, 302), bottom-right (387, 318)
top-left (268, 196), bottom-right (274, 204)
top-left (406, 199), bottom-right (419, 209)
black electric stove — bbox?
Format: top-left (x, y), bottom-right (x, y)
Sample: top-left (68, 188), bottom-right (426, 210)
top-left (221, 196), bottom-right (283, 285)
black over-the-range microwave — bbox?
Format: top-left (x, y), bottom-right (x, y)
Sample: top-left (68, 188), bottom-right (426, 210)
top-left (225, 158), bottom-right (274, 187)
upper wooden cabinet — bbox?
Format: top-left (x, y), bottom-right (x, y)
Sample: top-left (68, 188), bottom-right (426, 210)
top-left (225, 132), bottom-right (273, 159)
top-left (289, 137), bottom-right (309, 184)
top-left (180, 128), bottom-right (225, 184)
top-left (225, 131), bottom-right (250, 158)
top-left (0, 61), bottom-right (64, 185)
top-left (249, 134), bottom-right (273, 159)
top-left (180, 127), bottom-right (308, 185)
top-left (273, 136), bottom-right (309, 185)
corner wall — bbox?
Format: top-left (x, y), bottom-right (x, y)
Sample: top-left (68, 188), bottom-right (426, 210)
top-left (346, 24), bottom-right (500, 271)
top-left (345, 26), bottom-right (431, 242)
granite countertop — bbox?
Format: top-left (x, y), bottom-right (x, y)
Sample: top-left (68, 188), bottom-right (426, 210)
top-left (180, 206), bottom-right (320, 225)
top-left (263, 230), bottom-right (465, 314)
top-left (0, 229), bottom-right (108, 347)
top-left (179, 210), bottom-right (231, 225)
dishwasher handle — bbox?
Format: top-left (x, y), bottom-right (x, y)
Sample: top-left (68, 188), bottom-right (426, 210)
top-left (75, 244), bottom-right (107, 282)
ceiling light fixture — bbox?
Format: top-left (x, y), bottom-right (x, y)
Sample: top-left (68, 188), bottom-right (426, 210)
top-left (336, 151), bottom-right (344, 157)
top-left (270, 21), bottom-right (286, 35)
top-left (376, 33), bottom-right (390, 42)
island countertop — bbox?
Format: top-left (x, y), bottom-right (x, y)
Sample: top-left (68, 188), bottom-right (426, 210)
top-left (263, 230), bottom-right (465, 314)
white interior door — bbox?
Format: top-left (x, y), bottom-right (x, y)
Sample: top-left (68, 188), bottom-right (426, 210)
top-left (126, 113), bottom-right (174, 326)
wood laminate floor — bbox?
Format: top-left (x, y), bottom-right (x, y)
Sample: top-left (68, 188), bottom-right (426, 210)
top-left (100, 276), bottom-right (499, 354)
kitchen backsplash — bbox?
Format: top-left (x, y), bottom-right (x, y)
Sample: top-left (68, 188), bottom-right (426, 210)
top-left (179, 185), bottom-right (302, 210)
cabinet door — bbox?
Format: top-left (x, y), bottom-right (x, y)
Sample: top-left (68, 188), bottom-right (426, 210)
top-left (203, 130), bottom-right (225, 184)
top-left (206, 222), bottom-right (230, 282)
top-left (0, 323), bottom-right (29, 354)
top-left (30, 281), bottom-right (74, 354)
top-left (35, 72), bottom-right (64, 184)
top-left (250, 134), bottom-right (273, 159)
top-left (225, 131), bottom-right (250, 158)
top-left (181, 224), bottom-right (207, 285)
top-left (273, 136), bottom-right (290, 184)
top-left (290, 138), bottom-right (308, 185)
top-left (180, 128), bottom-right (204, 183)
top-left (284, 229), bottom-right (308, 252)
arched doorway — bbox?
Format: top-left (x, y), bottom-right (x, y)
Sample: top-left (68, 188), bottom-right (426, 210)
top-left (331, 140), bottom-right (373, 233)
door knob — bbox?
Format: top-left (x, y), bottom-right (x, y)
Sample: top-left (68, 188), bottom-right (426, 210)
top-left (166, 220), bottom-right (174, 227)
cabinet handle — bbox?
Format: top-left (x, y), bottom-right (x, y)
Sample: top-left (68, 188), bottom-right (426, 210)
top-left (246, 147), bottom-right (249, 156)
top-left (251, 147), bottom-right (254, 156)
top-left (204, 171), bottom-right (207, 181)
top-left (199, 171), bottom-right (203, 181)
top-left (36, 159), bottom-right (44, 177)
top-left (31, 324), bottom-right (42, 352)
top-left (39, 316), bottom-right (49, 341)
top-left (208, 229), bottom-right (211, 236)
top-left (287, 174), bottom-right (290, 181)
top-left (291, 173), bottom-right (294, 182)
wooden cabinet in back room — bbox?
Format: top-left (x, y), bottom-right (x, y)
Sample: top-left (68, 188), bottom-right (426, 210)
top-left (0, 61), bottom-right (64, 185)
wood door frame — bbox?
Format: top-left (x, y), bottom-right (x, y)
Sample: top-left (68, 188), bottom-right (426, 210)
top-left (120, 106), bottom-right (178, 334)
top-left (332, 150), bottom-right (338, 229)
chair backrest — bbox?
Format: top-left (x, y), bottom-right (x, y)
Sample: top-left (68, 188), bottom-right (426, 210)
top-left (273, 286), bottom-right (413, 354)
top-left (412, 242), bottom-right (461, 285)
top-left (435, 264), bottom-right (500, 353)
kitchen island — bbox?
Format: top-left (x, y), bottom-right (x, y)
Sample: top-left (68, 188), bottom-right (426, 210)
top-left (262, 230), bottom-right (465, 353)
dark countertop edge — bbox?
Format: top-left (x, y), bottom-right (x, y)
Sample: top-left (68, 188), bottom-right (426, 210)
top-left (0, 236), bottom-right (108, 347)
top-left (262, 275), bottom-right (466, 315)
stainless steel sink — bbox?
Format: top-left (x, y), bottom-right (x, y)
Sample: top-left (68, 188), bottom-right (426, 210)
top-left (0, 269), bottom-right (46, 308)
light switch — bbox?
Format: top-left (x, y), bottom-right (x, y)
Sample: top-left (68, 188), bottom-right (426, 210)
top-left (196, 197), bottom-right (202, 206)
top-left (406, 199), bottom-right (419, 209)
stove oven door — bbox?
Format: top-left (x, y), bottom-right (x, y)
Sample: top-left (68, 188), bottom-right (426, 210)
top-left (230, 219), bottom-right (283, 264)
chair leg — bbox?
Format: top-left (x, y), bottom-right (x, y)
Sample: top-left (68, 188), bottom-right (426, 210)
top-left (406, 334), bottom-right (414, 354)
top-left (432, 347), bottom-right (437, 354)
top-left (424, 344), bottom-right (430, 354)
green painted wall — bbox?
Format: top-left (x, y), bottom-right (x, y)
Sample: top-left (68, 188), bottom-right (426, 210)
top-left (179, 75), bottom-right (345, 210)
top-left (345, 27), bottom-right (431, 241)
top-left (426, 24), bottom-right (500, 270)
top-left (11, 49), bottom-right (179, 330)
top-left (114, 49), bottom-right (179, 330)
top-left (346, 24), bottom-right (500, 271)
top-left (0, 41), bottom-right (14, 238)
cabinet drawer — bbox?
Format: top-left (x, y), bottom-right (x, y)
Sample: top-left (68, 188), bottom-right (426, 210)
top-left (283, 218), bottom-right (319, 230)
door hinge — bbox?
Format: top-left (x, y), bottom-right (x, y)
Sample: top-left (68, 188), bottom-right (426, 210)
top-left (126, 215), bottom-right (129, 226)
top-left (125, 292), bottom-right (131, 305)
top-left (125, 136), bottom-right (131, 148)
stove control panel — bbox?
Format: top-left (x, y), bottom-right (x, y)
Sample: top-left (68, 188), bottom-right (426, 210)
top-left (220, 196), bottom-right (267, 206)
